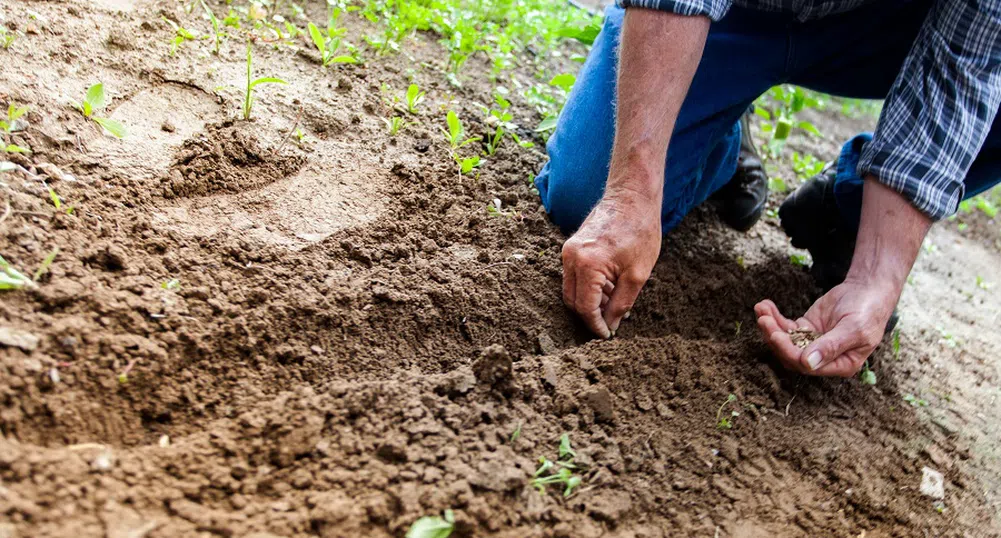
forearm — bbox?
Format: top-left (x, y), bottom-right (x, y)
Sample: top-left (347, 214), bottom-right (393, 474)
top-left (607, 8), bottom-right (709, 204)
top-left (846, 177), bottom-right (933, 297)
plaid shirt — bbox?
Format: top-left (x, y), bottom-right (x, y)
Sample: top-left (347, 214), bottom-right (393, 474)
top-left (618, 0), bottom-right (1001, 220)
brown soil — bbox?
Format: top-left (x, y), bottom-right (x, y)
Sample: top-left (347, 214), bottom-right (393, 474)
top-left (2, 1), bottom-right (1000, 537)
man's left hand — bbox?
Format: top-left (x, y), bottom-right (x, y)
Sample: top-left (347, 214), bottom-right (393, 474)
top-left (754, 275), bottom-right (896, 376)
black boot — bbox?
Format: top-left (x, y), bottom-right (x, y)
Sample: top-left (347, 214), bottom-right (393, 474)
top-left (711, 116), bottom-right (769, 232)
top-left (779, 161), bottom-right (899, 333)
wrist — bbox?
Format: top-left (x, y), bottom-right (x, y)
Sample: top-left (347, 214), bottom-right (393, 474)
top-left (606, 154), bottom-right (664, 207)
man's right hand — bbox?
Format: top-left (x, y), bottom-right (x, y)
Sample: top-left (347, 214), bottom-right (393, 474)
top-left (561, 190), bottom-right (662, 338)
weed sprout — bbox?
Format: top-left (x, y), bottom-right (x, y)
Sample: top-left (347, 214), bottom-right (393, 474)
top-left (242, 43), bottom-right (287, 121)
top-left (73, 83), bottom-right (127, 138)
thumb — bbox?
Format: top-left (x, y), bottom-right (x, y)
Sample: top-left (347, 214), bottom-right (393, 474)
top-left (801, 322), bottom-right (863, 372)
top-left (603, 271), bottom-right (646, 335)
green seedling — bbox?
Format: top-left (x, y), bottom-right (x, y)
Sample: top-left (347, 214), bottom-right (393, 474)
top-left (0, 254), bottom-right (40, 290)
top-left (307, 11), bottom-right (356, 67)
top-left (0, 28), bottom-right (18, 49)
top-left (1, 103), bottom-right (28, 134)
top-left (1, 103), bottom-right (29, 153)
top-left (768, 176), bottom-right (788, 193)
top-left (242, 43), bottom-right (287, 121)
top-left (405, 83), bottom-right (425, 114)
top-left (892, 328), bottom-right (901, 360)
top-left (859, 361), bottom-right (877, 385)
top-left (484, 126), bottom-right (504, 156)
top-left (406, 509), bottom-right (454, 538)
top-left (510, 422), bottom-right (522, 444)
top-left (716, 393), bottom-right (738, 430)
top-left (73, 83), bottom-right (127, 138)
top-left (903, 393), bottom-right (929, 407)
top-left (549, 73), bottom-right (576, 94)
top-left (486, 198), bottom-right (517, 218)
top-left (47, 188), bottom-right (74, 214)
top-left (456, 154), bottom-right (481, 175)
top-left (162, 278), bottom-right (181, 290)
top-left (790, 253), bottom-right (810, 267)
top-left (792, 152), bottom-right (825, 180)
top-left (558, 433), bottom-right (576, 460)
top-left (32, 247), bottom-right (58, 282)
top-left (937, 327), bottom-right (959, 348)
top-left (199, 0), bottom-right (224, 54)
top-left (383, 116), bottom-right (413, 136)
top-left (163, 17), bottom-right (198, 56)
top-left (530, 434), bottom-right (584, 497)
top-left (734, 321), bottom-right (741, 336)
top-left (535, 114), bottom-right (557, 133)
top-left (977, 275), bottom-right (992, 290)
top-left (442, 110), bottom-right (479, 149)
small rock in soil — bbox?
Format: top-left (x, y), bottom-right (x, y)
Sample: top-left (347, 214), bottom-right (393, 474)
top-left (540, 358), bottom-right (559, 388)
top-left (789, 327), bottom-right (821, 349)
top-left (582, 386), bottom-right (614, 423)
top-left (920, 466), bottom-right (945, 499)
top-left (473, 344), bottom-right (513, 387)
top-left (0, 327), bottom-right (40, 352)
top-left (537, 332), bottom-right (558, 355)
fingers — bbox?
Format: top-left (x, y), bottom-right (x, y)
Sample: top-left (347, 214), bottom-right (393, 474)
top-left (561, 249), bottom-right (576, 308)
top-left (753, 300), bottom-right (801, 332)
top-left (573, 265), bottom-right (611, 339)
top-left (801, 322), bottom-right (872, 375)
top-left (603, 270), bottom-right (646, 334)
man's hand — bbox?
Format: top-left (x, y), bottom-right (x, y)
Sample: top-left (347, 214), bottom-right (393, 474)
top-left (559, 9), bottom-right (709, 338)
top-left (754, 276), bottom-right (895, 376)
top-left (756, 177), bottom-right (932, 376)
top-left (562, 191), bottom-right (662, 338)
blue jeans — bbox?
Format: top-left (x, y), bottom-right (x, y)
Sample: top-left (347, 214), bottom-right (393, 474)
top-left (535, 1), bottom-right (1001, 235)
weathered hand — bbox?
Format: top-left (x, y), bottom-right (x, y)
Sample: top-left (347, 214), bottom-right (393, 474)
top-left (754, 276), bottom-right (897, 377)
top-left (561, 192), bottom-right (662, 338)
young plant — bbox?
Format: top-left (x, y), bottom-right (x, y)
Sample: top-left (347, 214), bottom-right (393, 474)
top-left (0, 255), bottom-right (37, 290)
top-left (405, 83), bottom-right (425, 114)
top-left (2, 103), bottom-right (30, 154)
top-left (530, 434), bottom-right (583, 498)
top-left (32, 247), bottom-right (58, 282)
top-left (0, 28), bottom-right (18, 49)
top-left (242, 43), bottom-right (287, 121)
top-left (163, 17), bottom-right (198, 56)
top-left (456, 154), bottom-right (481, 175)
top-left (859, 361), bottom-right (877, 385)
top-left (199, 0), bottom-right (224, 54)
top-left (48, 188), bottom-right (74, 214)
top-left (73, 83), bottom-right (127, 138)
top-left (406, 509), bottom-right (454, 538)
top-left (790, 253), bottom-right (810, 267)
top-left (441, 110), bottom-right (479, 149)
top-left (903, 393), bottom-right (929, 407)
top-left (892, 328), bottom-right (901, 360)
top-left (383, 116), bottom-right (412, 136)
top-left (307, 11), bottom-right (356, 67)
top-left (715, 393), bottom-right (738, 430)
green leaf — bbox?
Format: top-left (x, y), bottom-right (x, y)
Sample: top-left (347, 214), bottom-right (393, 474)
top-left (767, 177), bottom-right (788, 193)
top-left (773, 117), bottom-right (792, 140)
top-left (9, 104), bottom-right (28, 122)
top-left (405, 510), bottom-right (454, 538)
top-left (4, 144), bottom-right (29, 154)
top-left (535, 115), bottom-right (557, 132)
top-left (48, 188), bottom-right (61, 210)
top-left (93, 117), bottom-right (127, 138)
top-left (446, 110), bottom-right (462, 145)
top-left (33, 247), bottom-right (58, 282)
top-left (558, 433), bottom-right (576, 460)
top-left (329, 55), bottom-right (357, 63)
top-left (753, 105), bottom-right (771, 121)
top-left (82, 100), bottom-right (93, 118)
top-left (549, 73), bottom-right (575, 93)
top-left (796, 120), bottom-right (821, 137)
top-left (85, 83), bottom-right (106, 111)
top-left (249, 77), bottom-right (287, 90)
top-left (557, 23), bottom-right (599, 46)
top-left (307, 22), bottom-right (326, 55)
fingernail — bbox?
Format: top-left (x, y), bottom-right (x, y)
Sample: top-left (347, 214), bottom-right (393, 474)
top-left (623, 311), bottom-right (631, 319)
top-left (609, 329), bottom-right (616, 338)
top-left (807, 351), bottom-right (823, 370)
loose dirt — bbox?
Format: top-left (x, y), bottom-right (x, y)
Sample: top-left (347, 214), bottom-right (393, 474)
top-left (1, 0), bottom-right (1000, 537)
